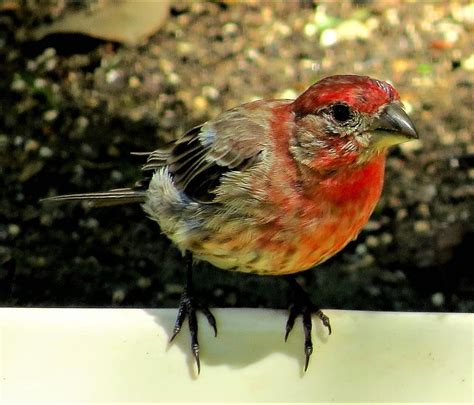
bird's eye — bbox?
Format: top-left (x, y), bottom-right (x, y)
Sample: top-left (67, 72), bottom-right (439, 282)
top-left (331, 104), bottom-right (352, 122)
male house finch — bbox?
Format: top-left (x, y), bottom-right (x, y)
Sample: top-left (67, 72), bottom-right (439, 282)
top-left (43, 75), bottom-right (418, 373)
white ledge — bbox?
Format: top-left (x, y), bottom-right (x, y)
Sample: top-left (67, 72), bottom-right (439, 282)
top-left (0, 308), bottom-right (472, 402)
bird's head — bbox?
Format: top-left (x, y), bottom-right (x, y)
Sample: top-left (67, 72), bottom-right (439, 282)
top-left (290, 75), bottom-right (418, 172)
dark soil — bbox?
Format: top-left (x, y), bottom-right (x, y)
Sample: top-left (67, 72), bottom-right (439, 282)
top-left (1, 1), bottom-right (473, 313)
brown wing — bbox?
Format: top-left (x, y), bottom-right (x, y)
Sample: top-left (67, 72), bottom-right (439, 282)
top-left (42, 100), bottom-right (288, 206)
top-left (143, 100), bottom-right (287, 202)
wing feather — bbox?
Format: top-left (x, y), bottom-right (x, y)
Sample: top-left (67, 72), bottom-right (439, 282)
top-left (141, 99), bottom-right (289, 202)
top-left (160, 100), bottom-right (287, 202)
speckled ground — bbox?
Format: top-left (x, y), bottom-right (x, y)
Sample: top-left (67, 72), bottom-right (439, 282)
top-left (1, 1), bottom-right (473, 312)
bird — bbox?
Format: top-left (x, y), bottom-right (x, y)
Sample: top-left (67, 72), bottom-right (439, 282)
top-left (42, 74), bottom-right (418, 373)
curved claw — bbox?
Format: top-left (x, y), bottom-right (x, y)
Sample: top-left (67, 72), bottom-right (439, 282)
top-left (170, 252), bottom-right (217, 374)
top-left (284, 304), bottom-right (298, 341)
top-left (284, 276), bottom-right (331, 372)
top-left (169, 287), bottom-right (217, 374)
top-left (169, 302), bottom-right (186, 342)
top-left (201, 307), bottom-right (218, 337)
top-left (192, 342), bottom-right (200, 374)
top-left (304, 344), bottom-right (313, 372)
top-left (317, 310), bottom-right (332, 335)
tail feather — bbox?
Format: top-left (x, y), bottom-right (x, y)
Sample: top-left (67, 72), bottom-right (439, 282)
top-left (40, 188), bottom-right (147, 208)
top-left (40, 149), bottom-right (167, 208)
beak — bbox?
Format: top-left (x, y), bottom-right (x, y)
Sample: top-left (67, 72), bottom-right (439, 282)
top-left (370, 102), bottom-right (418, 149)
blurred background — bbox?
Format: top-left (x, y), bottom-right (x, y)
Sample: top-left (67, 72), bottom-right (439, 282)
top-left (1, 1), bottom-right (473, 313)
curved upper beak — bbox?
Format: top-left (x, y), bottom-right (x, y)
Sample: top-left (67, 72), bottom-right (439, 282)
top-left (370, 102), bottom-right (418, 148)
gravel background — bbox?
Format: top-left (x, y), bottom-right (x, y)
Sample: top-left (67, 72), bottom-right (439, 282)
top-left (1, 1), bottom-right (473, 313)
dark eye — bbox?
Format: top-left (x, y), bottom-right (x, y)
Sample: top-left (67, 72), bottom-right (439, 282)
top-left (331, 104), bottom-right (352, 122)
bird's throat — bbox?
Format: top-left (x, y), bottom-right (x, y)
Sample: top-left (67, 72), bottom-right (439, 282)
top-left (316, 152), bottom-right (386, 207)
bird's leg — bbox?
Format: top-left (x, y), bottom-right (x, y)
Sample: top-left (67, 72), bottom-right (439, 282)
top-left (169, 252), bottom-right (217, 374)
top-left (284, 276), bottom-right (332, 371)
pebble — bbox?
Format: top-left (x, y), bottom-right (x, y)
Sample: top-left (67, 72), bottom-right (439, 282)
top-left (431, 292), bottom-right (445, 307)
top-left (110, 170), bottom-right (123, 182)
top-left (416, 203), bottom-right (430, 218)
top-left (246, 48), bottom-right (259, 61)
top-left (40, 214), bottom-right (53, 226)
top-left (165, 283), bottom-right (183, 294)
top-left (129, 107), bottom-right (147, 122)
top-left (137, 277), bottom-right (152, 289)
top-left (355, 243), bottom-right (368, 255)
top-left (414, 220), bottom-right (431, 233)
top-left (128, 76), bottom-right (141, 88)
top-left (273, 21), bottom-right (291, 37)
top-left (202, 85), bottom-right (220, 100)
top-left (379, 270), bottom-right (403, 283)
top-left (462, 53), bottom-right (474, 71)
top-left (360, 253), bottom-right (375, 267)
top-left (336, 20), bottom-right (371, 41)
top-left (365, 235), bottom-right (379, 248)
top-left (43, 109), bottom-right (58, 122)
top-left (45, 57), bottom-right (57, 71)
top-left (11, 75), bottom-right (26, 91)
top-left (380, 232), bottom-right (393, 245)
top-left (0, 134), bottom-right (8, 151)
top-left (401, 100), bottom-right (413, 114)
top-left (213, 287), bottom-right (224, 298)
top-left (73, 164), bottom-right (84, 180)
top-left (112, 289), bottom-right (126, 303)
top-left (26, 60), bottom-right (38, 71)
top-left (416, 184), bottom-right (437, 203)
top-left (167, 72), bottom-right (180, 85)
top-left (223, 22), bottom-right (239, 36)
top-left (107, 145), bottom-right (120, 157)
top-left (439, 130), bottom-right (456, 146)
top-left (437, 22), bottom-right (461, 45)
top-left (24, 139), bottom-right (40, 153)
top-left (365, 17), bottom-right (379, 31)
top-left (177, 42), bottom-right (193, 55)
top-left (76, 116), bottom-right (89, 130)
top-left (80, 143), bottom-right (96, 159)
top-left (106, 69), bottom-right (121, 84)
top-left (278, 88), bottom-right (298, 99)
top-left (392, 58), bottom-right (413, 74)
top-left (39, 146), bottom-right (53, 158)
top-left (33, 78), bottom-right (47, 89)
top-left (364, 220), bottom-right (382, 231)
top-left (367, 286), bottom-right (381, 296)
top-left (42, 47), bottom-right (56, 59)
top-left (261, 7), bottom-right (273, 22)
top-left (80, 218), bottom-right (99, 230)
top-left (8, 224), bottom-right (21, 237)
top-left (320, 29), bottom-right (338, 47)
top-left (304, 23), bottom-right (317, 37)
top-left (299, 58), bottom-right (319, 71)
top-left (312, 6), bottom-right (334, 29)
top-left (193, 95), bottom-right (208, 112)
top-left (159, 58), bottom-right (174, 73)
top-left (454, 3), bottom-right (474, 24)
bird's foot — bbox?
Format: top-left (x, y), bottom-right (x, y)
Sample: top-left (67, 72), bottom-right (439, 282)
top-left (169, 287), bottom-right (217, 374)
top-left (284, 278), bottom-right (331, 371)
